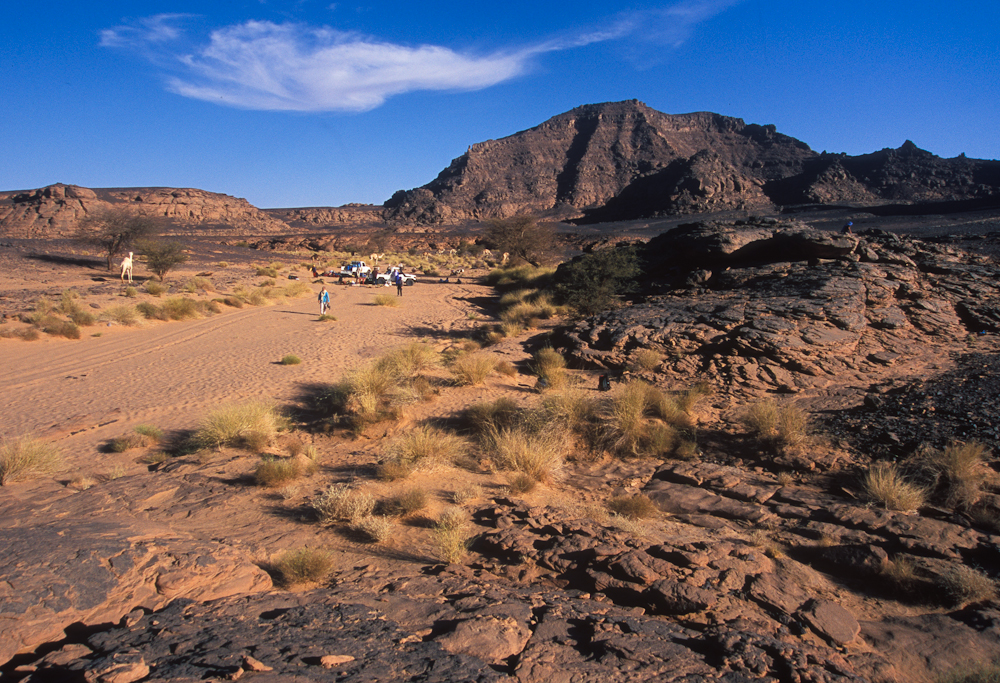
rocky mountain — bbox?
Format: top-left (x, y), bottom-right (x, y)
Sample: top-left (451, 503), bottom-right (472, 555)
top-left (384, 100), bottom-right (1000, 225)
top-left (0, 184), bottom-right (290, 238)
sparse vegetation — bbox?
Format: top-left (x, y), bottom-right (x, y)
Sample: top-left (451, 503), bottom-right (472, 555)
top-left (630, 348), bottom-right (664, 371)
top-left (101, 304), bottom-right (142, 326)
top-left (145, 281), bottom-right (167, 296)
top-left (530, 347), bottom-right (568, 389)
top-left (485, 425), bottom-right (567, 484)
top-left (373, 293), bottom-right (399, 307)
top-left (75, 206), bottom-right (155, 270)
top-left (378, 425), bottom-right (468, 478)
top-left (742, 400), bottom-right (810, 452)
top-left (606, 493), bottom-right (659, 520)
top-left (432, 508), bottom-right (470, 564)
top-left (938, 662), bottom-right (1000, 683)
top-left (353, 514), bottom-right (393, 543)
top-left (938, 564), bottom-right (997, 607)
top-left (450, 352), bottom-right (498, 386)
top-left (863, 461), bottom-right (926, 512)
top-left (194, 400), bottom-right (286, 452)
top-left (279, 354), bottom-right (302, 365)
top-left (140, 240), bottom-right (189, 281)
top-left (270, 547), bottom-right (333, 587)
top-left (313, 483), bottom-right (376, 524)
top-left (384, 487), bottom-right (430, 517)
top-left (0, 436), bottom-right (62, 485)
top-left (255, 455), bottom-right (317, 488)
top-left (913, 441), bottom-right (991, 510)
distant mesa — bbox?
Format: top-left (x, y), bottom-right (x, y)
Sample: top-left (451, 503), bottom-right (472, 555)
top-left (3, 100), bottom-right (1000, 239)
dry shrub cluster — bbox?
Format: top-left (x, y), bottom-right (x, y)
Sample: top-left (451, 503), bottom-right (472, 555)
top-left (862, 462), bottom-right (926, 512)
top-left (101, 304), bottom-right (142, 326)
top-left (484, 425), bottom-right (568, 484)
top-left (255, 452), bottom-right (318, 488)
top-left (194, 400), bottom-right (287, 452)
top-left (377, 425), bottom-right (468, 480)
top-left (910, 441), bottom-right (992, 511)
top-left (109, 424), bottom-right (164, 452)
top-left (324, 343), bottom-right (441, 431)
top-left (432, 507), bottom-right (471, 564)
top-left (450, 352), bottom-right (499, 386)
top-left (313, 483), bottom-right (376, 525)
top-left (0, 436), bottom-right (62, 485)
top-left (630, 348), bottom-right (664, 372)
top-left (598, 380), bottom-right (707, 459)
top-left (270, 547), bottom-right (332, 587)
top-left (531, 347), bottom-right (568, 389)
top-left (742, 400), bottom-right (810, 452)
top-left (606, 494), bottom-right (659, 520)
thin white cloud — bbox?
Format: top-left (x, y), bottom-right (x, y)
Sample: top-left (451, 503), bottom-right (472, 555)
top-left (101, 1), bottom-right (741, 112)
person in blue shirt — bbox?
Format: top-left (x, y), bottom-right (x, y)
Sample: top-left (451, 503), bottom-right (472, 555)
top-left (318, 287), bottom-right (330, 315)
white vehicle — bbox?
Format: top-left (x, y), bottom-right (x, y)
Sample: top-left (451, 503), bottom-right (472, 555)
top-left (376, 267), bottom-right (416, 286)
top-left (339, 260), bottom-right (371, 277)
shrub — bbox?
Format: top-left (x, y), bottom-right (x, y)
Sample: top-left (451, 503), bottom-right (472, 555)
top-left (145, 281), bottom-right (167, 296)
top-left (381, 425), bottom-right (468, 474)
top-left (507, 472), bottom-right (537, 494)
top-left (279, 354), bottom-right (302, 365)
top-left (99, 304), bottom-right (138, 327)
top-left (530, 347), bottom-right (567, 389)
top-left (484, 264), bottom-right (556, 289)
top-left (451, 352), bottom-right (498, 386)
top-left (255, 457), bottom-right (305, 488)
top-left (0, 436), bottom-right (62, 485)
top-left (42, 319), bottom-right (81, 339)
top-left (466, 397), bottom-right (524, 436)
top-left (139, 240), bottom-right (188, 281)
top-left (742, 400), bottom-right (809, 451)
top-left (161, 297), bottom-right (200, 320)
top-left (863, 462), bottom-right (926, 512)
top-left (318, 314), bottom-right (337, 322)
top-left (373, 293), bottom-right (399, 307)
top-left (270, 547), bottom-right (333, 587)
top-left (938, 663), bottom-right (1000, 683)
top-left (607, 494), bottom-right (659, 520)
top-left (183, 276), bottom-right (213, 293)
top-left (385, 487), bottom-right (429, 516)
top-left (123, 286), bottom-right (138, 298)
top-left (313, 484), bottom-right (376, 524)
top-left (194, 400), bottom-right (286, 452)
top-left (552, 244), bottom-right (643, 316)
top-left (630, 348), bottom-right (663, 371)
top-left (136, 301), bottom-right (166, 320)
top-left (599, 380), bottom-right (662, 456)
top-left (450, 484), bottom-right (483, 505)
top-left (939, 565), bottom-right (997, 607)
top-left (486, 425), bottom-right (567, 483)
top-left (353, 514), bottom-right (393, 543)
top-left (256, 266), bottom-right (279, 278)
top-left (432, 508), bottom-right (470, 564)
top-left (68, 309), bottom-right (96, 327)
top-left (914, 441), bottom-right (991, 510)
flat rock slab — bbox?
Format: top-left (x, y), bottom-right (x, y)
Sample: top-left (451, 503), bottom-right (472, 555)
top-left (0, 520), bottom-right (270, 665)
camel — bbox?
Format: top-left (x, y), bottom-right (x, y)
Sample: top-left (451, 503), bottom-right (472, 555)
top-left (501, 252), bottom-right (510, 264)
top-left (482, 248), bottom-right (493, 259)
top-left (120, 252), bottom-right (134, 283)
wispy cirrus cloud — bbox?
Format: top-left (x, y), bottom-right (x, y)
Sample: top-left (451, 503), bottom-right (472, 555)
top-left (100, 1), bottom-right (741, 112)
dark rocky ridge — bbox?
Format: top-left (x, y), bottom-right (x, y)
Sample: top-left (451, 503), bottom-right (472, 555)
top-left (384, 101), bottom-right (1000, 225)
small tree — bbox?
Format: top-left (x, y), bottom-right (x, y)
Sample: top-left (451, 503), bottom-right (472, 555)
top-left (553, 244), bottom-right (643, 316)
top-left (140, 240), bottom-right (188, 281)
top-left (484, 215), bottom-right (555, 267)
top-left (76, 207), bottom-right (156, 270)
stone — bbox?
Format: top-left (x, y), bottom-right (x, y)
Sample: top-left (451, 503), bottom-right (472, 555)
top-left (436, 615), bottom-right (531, 663)
top-left (800, 600), bottom-right (861, 645)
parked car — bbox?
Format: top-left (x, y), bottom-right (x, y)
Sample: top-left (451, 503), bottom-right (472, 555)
top-left (375, 267), bottom-right (416, 286)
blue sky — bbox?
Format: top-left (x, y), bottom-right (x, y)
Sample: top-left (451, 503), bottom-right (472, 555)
top-left (2, 1), bottom-right (997, 208)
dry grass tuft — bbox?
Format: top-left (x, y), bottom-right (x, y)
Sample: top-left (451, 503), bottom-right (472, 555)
top-left (914, 441), bottom-right (991, 510)
top-left (313, 483), bottom-right (376, 524)
top-left (630, 348), bottom-right (664, 371)
top-left (0, 436), bottom-right (62, 485)
top-left (254, 455), bottom-right (317, 488)
top-left (450, 484), bottom-right (483, 505)
top-left (432, 507), bottom-right (471, 564)
top-left (450, 352), bottom-right (498, 386)
top-left (863, 462), bottom-right (926, 512)
top-left (742, 400), bottom-right (810, 451)
top-left (385, 487), bottom-right (430, 516)
top-left (194, 400), bottom-right (286, 452)
top-left (270, 547), bottom-right (333, 587)
top-left (606, 493), bottom-right (659, 520)
top-left (939, 564), bottom-right (997, 607)
top-left (938, 662), bottom-right (1000, 683)
top-left (506, 472), bottom-right (538, 495)
top-left (531, 347), bottom-right (568, 389)
top-left (373, 293), bottom-right (399, 307)
top-left (486, 425), bottom-right (567, 484)
top-left (352, 514), bottom-right (393, 543)
top-left (279, 354), bottom-right (302, 365)
top-left (381, 425), bottom-right (468, 476)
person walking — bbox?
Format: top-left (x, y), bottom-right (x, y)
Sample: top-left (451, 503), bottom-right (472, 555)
top-left (395, 270), bottom-right (404, 297)
top-left (318, 286), bottom-right (330, 315)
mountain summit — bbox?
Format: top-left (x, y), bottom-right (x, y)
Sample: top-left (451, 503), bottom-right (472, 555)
top-left (384, 100), bottom-right (1000, 224)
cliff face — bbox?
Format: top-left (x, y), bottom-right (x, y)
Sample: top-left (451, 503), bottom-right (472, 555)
top-left (0, 185), bottom-right (290, 238)
top-left (383, 101), bottom-right (1000, 225)
top-left (383, 100), bottom-right (816, 224)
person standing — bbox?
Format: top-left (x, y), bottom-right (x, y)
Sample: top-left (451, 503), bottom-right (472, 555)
top-left (395, 271), bottom-right (404, 296)
top-left (318, 286), bottom-right (330, 315)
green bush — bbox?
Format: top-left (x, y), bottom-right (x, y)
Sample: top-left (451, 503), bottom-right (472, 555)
top-left (552, 245), bottom-right (643, 316)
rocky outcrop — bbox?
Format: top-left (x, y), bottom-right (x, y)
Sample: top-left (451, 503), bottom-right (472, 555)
top-left (0, 519), bottom-right (270, 666)
top-left (0, 184), bottom-right (290, 238)
top-left (384, 101), bottom-right (815, 224)
top-left (559, 219), bottom-right (1000, 397)
top-left (266, 204), bottom-right (386, 228)
top-left (383, 101), bottom-right (1000, 225)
